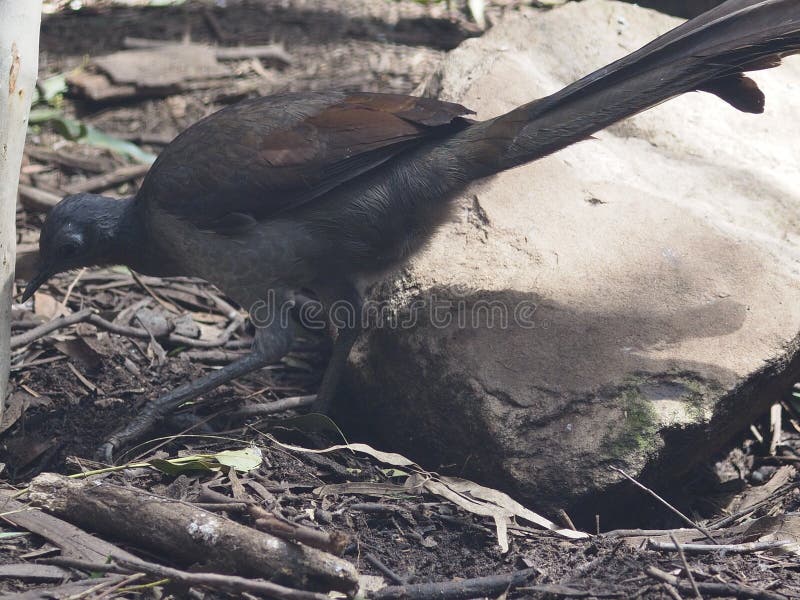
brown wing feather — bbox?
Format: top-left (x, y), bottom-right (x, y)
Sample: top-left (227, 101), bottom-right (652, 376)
top-left (137, 91), bottom-right (472, 232)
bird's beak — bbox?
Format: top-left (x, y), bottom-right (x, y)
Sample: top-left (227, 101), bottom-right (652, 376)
top-left (21, 265), bottom-right (54, 303)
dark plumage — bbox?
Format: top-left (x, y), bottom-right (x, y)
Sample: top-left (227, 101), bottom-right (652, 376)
top-left (24, 0), bottom-right (800, 460)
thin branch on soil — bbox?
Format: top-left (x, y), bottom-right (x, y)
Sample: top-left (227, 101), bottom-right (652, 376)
top-left (26, 146), bottom-right (112, 173)
top-left (64, 163), bottom-right (151, 194)
top-left (364, 552), bottom-right (407, 585)
top-left (368, 567), bottom-right (538, 600)
top-left (644, 566), bottom-right (788, 600)
top-left (45, 556), bottom-right (330, 600)
top-left (648, 539), bottom-right (796, 554)
top-left (669, 533), bottom-right (701, 600)
top-left (123, 36), bottom-right (293, 64)
top-left (708, 481), bottom-right (798, 529)
top-left (249, 504), bottom-right (350, 555)
top-left (10, 308), bottom-right (244, 350)
top-left (603, 528), bottom-right (696, 539)
top-left (10, 309), bottom-right (93, 348)
top-left (27, 473), bottom-right (358, 593)
top-left (558, 508), bottom-right (577, 531)
top-left (661, 583), bottom-right (684, 600)
top-left (231, 394), bottom-right (317, 417)
top-left (17, 183), bottom-right (61, 210)
top-left (610, 467), bottom-right (718, 544)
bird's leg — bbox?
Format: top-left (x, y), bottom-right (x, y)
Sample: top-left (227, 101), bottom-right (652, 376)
top-left (311, 285), bottom-right (363, 413)
top-left (98, 311), bottom-right (295, 462)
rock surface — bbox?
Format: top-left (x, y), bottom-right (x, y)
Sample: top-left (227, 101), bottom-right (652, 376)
top-left (339, 0), bottom-right (800, 515)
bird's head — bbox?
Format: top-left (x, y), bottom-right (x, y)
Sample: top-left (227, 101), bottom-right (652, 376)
top-left (22, 193), bottom-right (125, 302)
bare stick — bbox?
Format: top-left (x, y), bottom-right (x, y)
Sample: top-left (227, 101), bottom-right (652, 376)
top-left (249, 504), bottom-right (349, 555)
top-left (364, 553), bottom-right (406, 585)
top-left (115, 556), bottom-right (330, 600)
top-left (231, 395), bottom-right (317, 418)
top-left (644, 566), bottom-right (787, 600)
top-left (708, 481), bottom-right (798, 529)
top-left (10, 308), bottom-right (244, 350)
top-left (45, 556), bottom-right (330, 600)
top-left (65, 164), bottom-right (151, 194)
top-left (370, 568), bottom-right (538, 600)
top-left (557, 508), bottom-right (577, 531)
top-left (9, 308), bottom-right (93, 348)
top-left (123, 37), bottom-right (293, 64)
top-left (669, 534), bottom-right (700, 600)
top-left (648, 539), bottom-right (795, 554)
top-left (28, 473), bottom-right (357, 594)
top-left (610, 467), bottom-right (717, 544)
top-left (26, 146), bottom-right (111, 173)
top-left (17, 183), bottom-right (61, 210)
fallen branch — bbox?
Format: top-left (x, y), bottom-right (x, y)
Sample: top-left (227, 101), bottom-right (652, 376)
top-left (0, 490), bottom-right (139, 564)
top-left (27, 473), bottom-right (358, 594)
top-left (249, 504), bottom-right (349, 555)
top-left (232, 394), bottom-right (317, 417)
top-left (65, 163), bottom-right (151, 194)
top-left (26, 146), bottom-right (112, 173)
top-left (648, 539), bottom-right (796, 554)
top-left (669, 533), bottom-right (701, 600)
top-left (123, 37), bottom-right (293, 64)
top-left (644, 566), bottom-right (787, 600)
top-left (10, 309), bottom-right (93, 348)
top-left (46, 555), bottom-right (329, 600)
top-left (10, 308), bottom-right (243, 350)
top-left (369, 568), bottom-right (538, 600)
top-left (610, 467), bottom-right (718, 544)
top-left (17, 183), bottom-right (61, 210)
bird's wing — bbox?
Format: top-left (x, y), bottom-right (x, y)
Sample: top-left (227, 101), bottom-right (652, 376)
top-left (138, 91), bottom-right (473, 233)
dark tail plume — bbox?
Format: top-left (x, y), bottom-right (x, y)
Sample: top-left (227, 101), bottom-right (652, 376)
top-left (451, 0), bottom-right (800, 177)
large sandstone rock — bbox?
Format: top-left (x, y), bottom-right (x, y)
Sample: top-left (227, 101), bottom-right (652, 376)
top-left (339, 0), bottom-right (800, 515)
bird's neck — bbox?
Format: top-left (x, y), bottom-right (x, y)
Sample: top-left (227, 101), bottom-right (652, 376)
top-left (105, 196), bottom-right (180, 277)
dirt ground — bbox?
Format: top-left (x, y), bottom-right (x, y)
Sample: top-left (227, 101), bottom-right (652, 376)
top-left (2, 1), bottom-right (800, 598)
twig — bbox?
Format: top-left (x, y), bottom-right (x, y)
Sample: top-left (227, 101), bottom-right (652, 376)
top-left (769, 403), bottom-right (782, 456)
top-left (67, 361), bottom-right (103, 395)
top-left (65, 164), bottom-right (150, 194)
top-left (131, 270), bottom-right (181, 314)
top-left (123, 36), bottom-right (293, 64)
top-left (26, 146), bottom-right (111, 173)
top-left (603, 528), bottom-right (694, 539)
top-left (558, 508), bottom-right (577, 531)
top-left (214, 45), bottom-right (293, 63)
top-left (708, 482), bottom-right (798, 529)
top-left (644, 566), bottom-right (787, 600)
top-left (648, 539), bottom-right (795, 554)
top-left (45, 556), bottom-right (329, 600)
top-left (17, 183), bottom-right (61, 210)
top-left (365, 553), bottom-right (406, 585)
top-left (610, 467), bottom-right (717, 544)
top-left (369, 568), bottom-right (538, 600)
top-left (59, 267), bottom-right (85, 309)
top-left (113, 556), bottom-right (331, 600)
top-left (231, 395), bottom-right (317, 418)
top-left (9, 309), bottom-right (93, 348)
top-left (669, 533), bottom-right (701, 600)
top-left (203, 7), bottom-right (230, 42)
top-left (27, 473), bottom-right (358, 593)
top-left (662, 583), bottom-right (684, 600)
top-left (10, 308), bottom-right (244, 350)
top-left (249, 504), bottom-right (350, 555)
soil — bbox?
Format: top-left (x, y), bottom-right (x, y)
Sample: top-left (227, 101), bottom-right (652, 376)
top-left (2, 1), bottom-right (799, 598)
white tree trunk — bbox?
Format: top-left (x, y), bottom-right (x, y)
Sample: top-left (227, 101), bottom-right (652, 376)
top-left (0, 2), bottom-right (42, 418)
